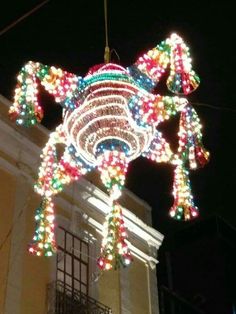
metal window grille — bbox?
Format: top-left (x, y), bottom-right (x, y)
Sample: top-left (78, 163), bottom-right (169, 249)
top-left (47, 226), bottom-right (112, 313)
top-left (56, 226), bottom-right (89, 296)
top-left (47, 280), bottom-right (112, 314)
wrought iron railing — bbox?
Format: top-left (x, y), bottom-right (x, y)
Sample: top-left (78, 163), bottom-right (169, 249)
top-left (47, 280), bottom-right (112, 314)
top-left (159, 286), bottom-right (205, 314)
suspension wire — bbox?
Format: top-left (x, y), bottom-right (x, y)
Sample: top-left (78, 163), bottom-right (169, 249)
top-left (104, 0), bottom-right (110, 63)
top-left (110, 48), bottom-right (120, 63)
top-left (192, 102), bottom-right (236, 113)
top-left (0, 0), bottom-right (50, 37)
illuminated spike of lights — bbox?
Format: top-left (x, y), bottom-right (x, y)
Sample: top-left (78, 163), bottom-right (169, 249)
top-left (177, 105), bottom-right (210, 169)
top-left (9, 33), bottom-right (209, 270)
top-left (9, 62), bottom-right (79, 127)
top-left (9, 62), bottom-right (43, 126)
top-left (130, 34), bottom-right (199, 95)
top-left (34, 125), bottom-right (84, 198)
top-left (97, 202), bottom-right (132, 270)
top-left (97, 150), bottom-right (128, 200)
top-left (131, 39), bottom-right (170, 87)
top-left (28, 197), bottom-right (56, 256)
top-left (167, 33), bottom-right (200, 95)
top-left (40, 66), bottom-right (79, 104)
top-left (34, 125), bottom-right (64, 197)
top-left (169, 162), bottom-right (199, 220)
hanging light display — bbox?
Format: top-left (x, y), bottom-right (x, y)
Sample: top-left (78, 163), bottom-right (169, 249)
top-left (9, 33), bottom-right (209, 269)
top-left (98, 202), bottom-right (132, 270)
top-left (28, 197), bottom-right (56, 256)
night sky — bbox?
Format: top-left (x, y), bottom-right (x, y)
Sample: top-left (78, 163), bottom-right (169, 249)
top-left (0, 0), bottom-right (235, 236)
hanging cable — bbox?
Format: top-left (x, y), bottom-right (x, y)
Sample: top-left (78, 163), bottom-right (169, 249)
top-left (0, 0), bottom-right (50, 37)
top-left (104, 0), bottom-right (110, 63)
top-left (110, 48), bottom-right (120, 63)
top-left (191, 102), bottom-right (236, 113)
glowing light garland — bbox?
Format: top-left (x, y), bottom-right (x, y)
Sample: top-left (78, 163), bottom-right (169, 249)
top-left (28, 197), bottom-right (56, 256)
top-left (9, 33), bottom-right (209, 270)
top-left (98, 202), bottom-right (132, 270)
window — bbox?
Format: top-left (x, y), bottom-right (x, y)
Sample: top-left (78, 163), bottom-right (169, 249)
top-left (56, 226), bottom-right (89, 296)
top-left (46, 225), bottom-right (111, 313)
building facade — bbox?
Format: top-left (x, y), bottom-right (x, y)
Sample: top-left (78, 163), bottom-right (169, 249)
top-left (0, 94), bottom-right (164, 314)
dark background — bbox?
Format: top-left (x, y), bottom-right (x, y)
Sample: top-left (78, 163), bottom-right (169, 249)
top-left (0, 1), bottom-right (235, 312)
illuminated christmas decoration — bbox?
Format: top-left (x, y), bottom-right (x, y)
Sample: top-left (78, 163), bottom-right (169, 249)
top-left (28, 197), bottom-right (56, 256)
top-left (98, 202), bottom-right (132, 270)
top-left (9, 33), bottom-right (209, 269)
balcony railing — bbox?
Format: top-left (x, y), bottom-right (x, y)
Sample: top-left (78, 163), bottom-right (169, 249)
top-left (47, 280), bottom-right (112, 314)
top-left (159, 286), bottom-right (205, 314)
